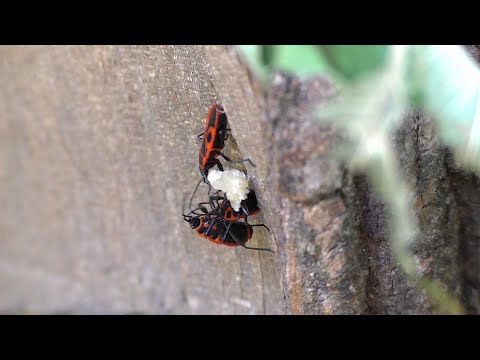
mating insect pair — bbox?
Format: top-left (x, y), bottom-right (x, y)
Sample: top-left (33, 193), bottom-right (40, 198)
top-left (184, 104), bottom-right (273, 253)
top-left (183, 190), bottom-right (273, 253)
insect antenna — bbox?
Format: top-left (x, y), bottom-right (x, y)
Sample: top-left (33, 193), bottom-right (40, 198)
top-left (188, 177), bottom-right (204, 211)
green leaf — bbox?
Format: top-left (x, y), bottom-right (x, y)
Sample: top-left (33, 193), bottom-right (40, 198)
top-left (260, 45), bottom-right (275, 66)
top-left (318, 45), bottom-right (389, 82)
top-left (236, 45), bottom-right (272, 81)
top-left (237, 45), bottom-right (330, 80)
top-left (408, 45), bottom-right (480, 170)
top-left (269, 45), bottom-right (330, 76)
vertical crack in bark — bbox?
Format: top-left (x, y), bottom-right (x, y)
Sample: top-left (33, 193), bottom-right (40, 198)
top-left (354, 175), bottom-right (389, 313)
top-left (445, 151), bottom-right (480, 314)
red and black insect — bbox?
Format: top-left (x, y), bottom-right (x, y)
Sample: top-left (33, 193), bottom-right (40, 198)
top-left (182, 212), bottom-right (273, 253)
top-left (197, 104), bottom-right (230, 178)
top-left (188, 103), bottom-right (255, 209)
top-left (183, 191), bottom-right (273, 253)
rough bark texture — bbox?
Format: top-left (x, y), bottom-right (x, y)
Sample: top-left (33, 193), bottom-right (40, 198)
top-left (1, 45), bottom-right (479, 314)
top-left (355, 112), bottom-right (462, 314)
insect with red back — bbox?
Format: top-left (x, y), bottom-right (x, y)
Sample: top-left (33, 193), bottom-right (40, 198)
top-left (188, 104), bottom-right (255, 209)
top-left (183, 192), bottom-right (273, 253)
top-left (182, 213), bottom-right (273, 253)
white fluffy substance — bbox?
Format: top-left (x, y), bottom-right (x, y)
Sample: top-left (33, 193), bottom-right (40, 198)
top-left (207, 169), bottom-right (250, 212)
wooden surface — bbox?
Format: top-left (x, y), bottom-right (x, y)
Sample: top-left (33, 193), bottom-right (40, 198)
top-left (1, 45), bottom-right (479, 314)
top-left (0, 46), bottom-right (282, 314)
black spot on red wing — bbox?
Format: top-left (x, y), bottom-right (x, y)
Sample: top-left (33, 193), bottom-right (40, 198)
top-left (206, 131), bottom-right (213, 143)
top-left (205, 134), bottom-right (219, 159)
top-left (225, 210), bottom-right (236, 221)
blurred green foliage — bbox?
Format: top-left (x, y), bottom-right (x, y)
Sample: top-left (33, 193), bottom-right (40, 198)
top-left (238, 45), bottom-right (480, 172)
top-left (319, 45), bottom-right (389, 81)
top-left (237, 45), bottom-right (478, 314)
top-left (239, 45), bottom-right (330, 79)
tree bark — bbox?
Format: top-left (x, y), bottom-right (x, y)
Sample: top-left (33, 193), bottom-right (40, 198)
top-left (1, 45), bottom-right (478, 314)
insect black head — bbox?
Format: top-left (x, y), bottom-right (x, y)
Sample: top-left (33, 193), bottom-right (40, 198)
top-left (189, 217), bottom-right (201, 229)
top-left (183, 215), bottom-right (201, 230)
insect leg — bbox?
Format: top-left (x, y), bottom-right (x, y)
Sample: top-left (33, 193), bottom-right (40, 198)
top-left (218, 153), bottom-right (255, 167)
top-left (228, 230), bottom-right (274, 254)
top-left (250, 223), bottom-right (271, 233)
top-left (188, 177), bottom-right (204, 210)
